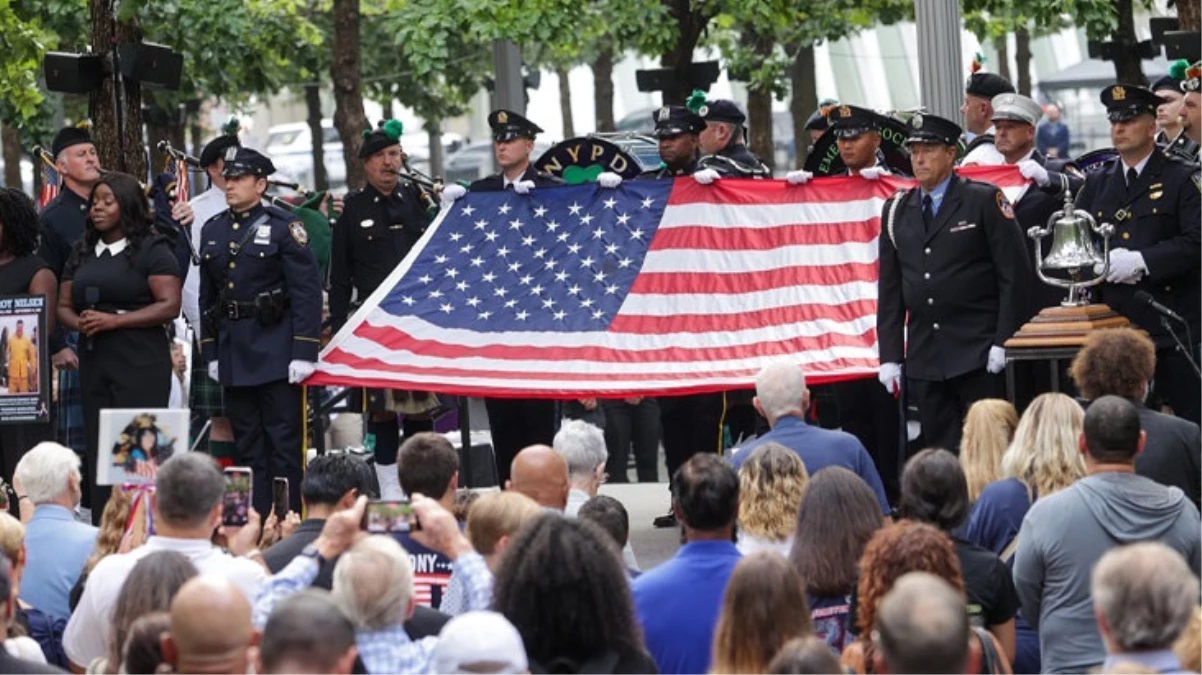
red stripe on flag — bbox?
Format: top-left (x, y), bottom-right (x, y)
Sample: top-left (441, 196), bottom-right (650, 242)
top-left (608, 298), bottom-right (879, 334)
top-left (648, 219), bottom-right (880, 251)
top-left (630, 263), bottom-right (880, 294)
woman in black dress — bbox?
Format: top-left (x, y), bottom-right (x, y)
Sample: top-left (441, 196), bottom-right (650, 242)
top-left (0, 188), bottom-right (58, 492)
top-left (57, 173), bottom-right (180, 521)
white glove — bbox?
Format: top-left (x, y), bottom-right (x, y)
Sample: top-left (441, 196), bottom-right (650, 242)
top-left (859, 166), bottom-right (888, 181)
top-left (785, 170), bottom-right (813, 185)
top-left (597, 172), bottom-right (623, 188)
top-left (440, 183), bottom-right (466, 205)
top-left (987, 346), bottom-right (1006, 374)
top-left (1094, 248), bottom-right (1147, 284)
top-left (693, 168), bottom-right (721, 185)
top-left (288, 360), bottom-right (317, 384)
top-left (1017, 159), bottom-right (1050, 187)
top-left (512, 180), bottom-right (535, 195)
top-left (878, 362), bottom-right (902, 395)
top-left (208, 362), bottom-right (219, 382)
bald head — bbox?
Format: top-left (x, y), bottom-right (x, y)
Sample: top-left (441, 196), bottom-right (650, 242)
top-left (164, 576), bottom-right (257, 674)
top-left (507, 444), bottom-right (569, 510)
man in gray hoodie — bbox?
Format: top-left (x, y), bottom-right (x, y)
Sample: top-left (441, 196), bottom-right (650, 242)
top-left (1014, 395), bottom-right (1201, 674)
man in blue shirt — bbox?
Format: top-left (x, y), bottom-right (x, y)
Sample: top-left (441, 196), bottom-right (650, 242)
top-left (632, 454), bottom-right (742, 675)
top-left (729, 363), bottom-right (891, 515)
top-left (14, 442), bottom-right (98, 619)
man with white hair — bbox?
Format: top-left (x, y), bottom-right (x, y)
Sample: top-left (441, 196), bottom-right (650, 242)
top-left (13, 441), bottom-right (97, 619)
top-left (252, 494), bottom-right (492, 674)
top-left (728, 363), bottom-right (890, 514)
top-left (1093, 542), bottom-right (1200, 673)
top-left (554, 420), bottom-right (639, 570)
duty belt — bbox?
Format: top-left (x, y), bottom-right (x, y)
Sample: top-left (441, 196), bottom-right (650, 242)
top-left (219, 300), bottom-right (264, 321)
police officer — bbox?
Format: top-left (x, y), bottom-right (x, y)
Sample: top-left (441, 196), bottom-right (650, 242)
top-left (960, 71), bottom-right (1015, 166)
top-left (329, 120), bottom-right (435, 493)
top-left (640, 105), bottom-right (704, 178)
top-left (1075, 84), bottom-right (1201, 424)
top-left (1175, 63), bottom-right (1201, 162)
top-left (199, 147), bottom-right (322, 515)
top-left (693, 98), bottom-right (771, 182)
top-left (877, 113), bottom-right (1030, 453)
top-left (441, 110), bottom-right (561, 486)
top-left (785, 104), bottom-right (903, 185)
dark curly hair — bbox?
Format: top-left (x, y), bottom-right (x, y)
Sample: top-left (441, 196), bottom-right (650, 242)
top-left (0, 187), bottom-right (40, 257)
top-left (1070, 327), bottom-right (1156, 400)
top-left (67, 172), bottom-right (156, 270)
top-left (854, 520), bottom-right (965, 673)
top-left (899, 448), bottom-right (970, 531)
top-left (789, 466), bottom-right (884, 596)
top-left (491, 514), bottom-right (647, 670)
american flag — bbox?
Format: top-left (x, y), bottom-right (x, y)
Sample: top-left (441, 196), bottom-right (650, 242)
top-left (173, 157), bottom-right (190, 206)
top-left (309, 166), bottom-right (1029, 397)
top-left (39, 157), bottom-right (60, 208)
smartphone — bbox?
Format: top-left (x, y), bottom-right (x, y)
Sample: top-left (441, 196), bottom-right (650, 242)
top-left (272, 477), bottom-right (289, 517)
top-left (361, 499), bottom-right (419, 534)
top-left (222, 467), bottom-right (253, 527)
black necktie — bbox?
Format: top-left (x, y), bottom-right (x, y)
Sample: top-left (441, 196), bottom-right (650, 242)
top-left (1126, 167), bottom-right (1138, 187)
top-left (922, 195), bottom-right (934, 230)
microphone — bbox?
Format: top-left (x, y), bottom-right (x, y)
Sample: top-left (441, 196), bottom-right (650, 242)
top-left (1135, 290), bottom-right (1185, 324)
top-left (85, 287), bottom-right (100, 352)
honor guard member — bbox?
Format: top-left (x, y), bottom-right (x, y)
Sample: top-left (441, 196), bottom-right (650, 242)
top-left (1180, 63), bottom-right (1202, 157)
top-left (693, 98), bottom-right (772, 184)
top-left (329, 120), bottom-right (435, 493)
top-left (441, 109), bottom-right (561, 486)
top-left (877, 113), bottom-right (1030, 453)
top-left (785, 104), bottom-right (903, 185)
top-left (1074, 84), bottom-right (1201, 424)
top-left (1152, 61), bottom-right (1189, 147)
top-left (640, 106), bottom-right (705, 178)
top-left (960, 69), bottom-right (1016, 166)
top-left (198, 147), bottom-right (322, 515)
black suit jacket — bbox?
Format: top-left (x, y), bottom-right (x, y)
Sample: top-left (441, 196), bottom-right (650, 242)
top-left (878, 176), bottom-right (1031, 380)
top-left (1014, 151), bottom-right (1086, 315)
top-left (469, 165), bottom-right (563, 191)
top-left (1135, 404), bottom-right (1202, 509)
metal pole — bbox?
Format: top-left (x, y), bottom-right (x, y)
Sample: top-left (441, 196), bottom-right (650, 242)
top-left (492, 40), bottom-right (525, 173)
top-left (914, 0), bottom-right (964, 121)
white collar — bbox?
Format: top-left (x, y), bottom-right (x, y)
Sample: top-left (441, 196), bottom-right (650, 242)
top-left (95, 238), bottom-right (128, 257)
top-left (1122, 149), bottom-right (1154, 179)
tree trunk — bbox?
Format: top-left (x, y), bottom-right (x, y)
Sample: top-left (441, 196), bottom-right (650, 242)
top-left (331, 0), bottom-right (368, 190)
top-left (557, 67), bottom-right (575, 139)
top-left (1, 124), bottom-right (20, 189)
top-left (88, 0), bottom-right (121, 172)
top-left (993, 34), bottom-right (1011, 83)
top-left (790, 43), bottom-right (817, 169)
top-left (1179, 0), bottom-right (1200, 32)
top-left (145, 124), bottom-right (170, 176)
top-left (305, 83), bottom-right (329, 191)
top-left (116, 15), bottom-right (145, 179)
top-left (593, 45), bottom-right (615, 132)
top-left (1113, 0), bottom-right (1147, 85)
top-left (427, 123), bottom-right (444, 178)
top-left (659, 0), bottom-right (712, 105)
top-left (1015, 26), bottom-right (1032, 97)
top-left (743, 27), bottom-right (774, 172)
top-left (189, 118), bottom-right (202, 164)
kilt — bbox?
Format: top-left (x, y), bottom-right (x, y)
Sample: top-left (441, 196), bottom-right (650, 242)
top-left (350, 387), bottom-right (441, 416)
top-left (54, 332), bottom-right (86, 457)
top-left (189, 340), bottom-right (224, 415)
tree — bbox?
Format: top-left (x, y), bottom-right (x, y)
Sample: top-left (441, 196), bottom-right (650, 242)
top-left (331, 0), bottom-right (368, 188)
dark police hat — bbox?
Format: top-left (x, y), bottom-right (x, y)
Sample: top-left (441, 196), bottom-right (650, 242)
top-left (651, 106), bottom-right (705, 137)
top-left (51, 124), bottom-right (94, 158)
top-left (904, 113), bottom-right (962, 147)
top-left (1151, 74), bottom-right (1181, 93)
top-left (221, 147), bottom-right (276, 178)
top-left (803, 100), bottom-right (840, 132)
top-left (1100, 84), bottom-right (1166, 122)
top-left (489, 109), bottom-right (542, 142)
top-left (965, 72), bottom-right (1015, 100)
top-left (696, 98), bottom-right (746, 125)
top-left (360, 119), bottom-right (404, 158)
top-left (827, 105), bottom-right (883, 138)
top-left (198, 117), bottom-right (241, 168)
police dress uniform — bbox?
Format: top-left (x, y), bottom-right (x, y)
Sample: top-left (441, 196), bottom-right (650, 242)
top-left (695, 99), bottom-right (772, 178)
top-left (330, 125), bottom-right (436, 464)
top-left (961, 72), bottom-right (1016, 166)
top-left (470, 110), bottom-right (563, 485)
top-left (877, 114), bottom-right (1031, 453)
top-left (1076, 85), bottom-right (1202, 423)
top-left (198, 148), bottom-right (322, 514)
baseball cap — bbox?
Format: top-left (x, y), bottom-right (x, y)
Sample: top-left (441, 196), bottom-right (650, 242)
top-left (430, 611), bottom-right (528, 674)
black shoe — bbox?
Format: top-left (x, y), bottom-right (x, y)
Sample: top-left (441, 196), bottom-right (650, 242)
top-left (652, 511), bottom-right (677, 528)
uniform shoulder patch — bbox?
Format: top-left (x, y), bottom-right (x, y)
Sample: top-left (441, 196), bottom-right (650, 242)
top-left (289, 220), bottom-right (309, 246)
top-left (996, 191), bottom-right (1015, 219)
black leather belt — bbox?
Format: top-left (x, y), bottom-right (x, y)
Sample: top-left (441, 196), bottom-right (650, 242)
top-left (220, 300), bottom-right (261, 321)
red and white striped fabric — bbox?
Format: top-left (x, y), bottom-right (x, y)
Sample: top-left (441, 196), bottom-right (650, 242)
top-left (308, 165), bottom-right (1029, 397)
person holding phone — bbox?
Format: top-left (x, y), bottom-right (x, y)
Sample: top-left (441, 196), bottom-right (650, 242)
top-left (57, 173), bottom-right (181, 523)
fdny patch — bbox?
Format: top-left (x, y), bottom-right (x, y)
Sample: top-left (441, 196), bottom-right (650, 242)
top-left (289, 221), bottom-right (309, 246)
top-left (996, 191), bottom-right (1015, 219)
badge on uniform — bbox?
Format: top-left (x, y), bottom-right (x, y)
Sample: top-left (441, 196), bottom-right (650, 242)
top-left (360, 219), bottom-right (374, 228)
top-left (289, 221), bottom-right (309, 246)
top-left (950, 221), bottom-right (977, 233)
top-left (254, 224), bottom-right (272, 245)
top-left (996, 192), bottom-right (1015, 219)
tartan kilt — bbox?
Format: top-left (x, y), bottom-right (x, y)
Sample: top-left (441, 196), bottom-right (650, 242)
top-left (348, 387), bottom-right (441, 416)
top-left (189, 340), bottom-right (224, 415)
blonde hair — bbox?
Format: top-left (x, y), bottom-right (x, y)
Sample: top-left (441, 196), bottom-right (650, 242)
top-left (0, 513), bottom-right (24, 567)
top-left (466, 491), bottom-right (542, 556)
top-left (959, 399), bottom-right (1017, 502)
top-left (737, 443), bottom-right (808, 541)
top-left (1174, 606), bottom-right (1201, 673)
top-left (1002, 393), bottom-right (1086, 501)
top-left (85, 489), bottom-right (134, 575)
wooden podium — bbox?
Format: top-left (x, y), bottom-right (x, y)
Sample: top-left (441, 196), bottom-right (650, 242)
top-left (1005, 304), bottom-right (1132, 349)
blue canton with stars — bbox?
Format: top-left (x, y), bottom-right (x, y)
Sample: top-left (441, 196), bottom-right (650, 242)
top-left (380, 181), bottom-right (673, 333)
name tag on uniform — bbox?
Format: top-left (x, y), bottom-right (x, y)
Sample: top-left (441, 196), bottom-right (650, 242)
top-left (360, 219), bottom-right (374, 228)
top-left (950, 221), bottom-right (977, 233)
top-left (254, 225), bottom-right (271, 244)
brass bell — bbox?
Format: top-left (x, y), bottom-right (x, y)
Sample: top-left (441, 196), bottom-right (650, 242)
top-left (1027, 175), bottom-right (1115, 306)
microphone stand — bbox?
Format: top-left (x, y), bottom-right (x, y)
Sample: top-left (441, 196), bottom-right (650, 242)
top-left (1160, 316), bottom-right (1201, 380)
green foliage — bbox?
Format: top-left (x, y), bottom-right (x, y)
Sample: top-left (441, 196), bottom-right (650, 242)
top-left (961, 0), bottom-right (1134, 42)
top-left (0, 0), bottom-right (49, 123)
